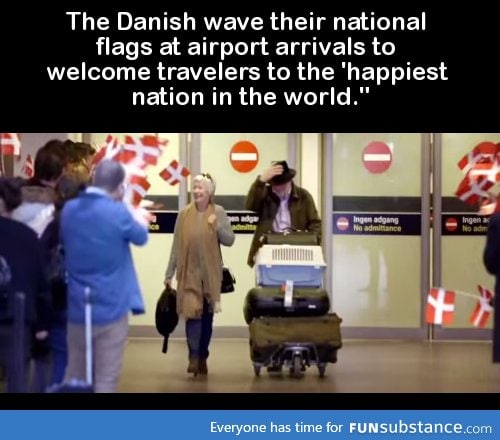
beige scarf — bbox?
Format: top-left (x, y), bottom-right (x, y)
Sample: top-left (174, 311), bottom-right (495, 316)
top-left (176, 202), bottom-right (222, 319)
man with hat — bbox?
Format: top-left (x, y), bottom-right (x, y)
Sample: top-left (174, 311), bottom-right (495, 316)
top-left (245, 161), bottom-right (322, 268)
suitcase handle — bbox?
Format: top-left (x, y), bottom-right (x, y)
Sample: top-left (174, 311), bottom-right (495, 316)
top-left (272, 297), bottom-right (306, 303)
top-left (84, 287), bottom-right (92, 385)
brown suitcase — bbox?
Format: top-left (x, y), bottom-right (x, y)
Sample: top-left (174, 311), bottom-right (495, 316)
top-left (249, 314), bottom-right (342, 365)
top-left (249, 314), bottom-right (342, 347)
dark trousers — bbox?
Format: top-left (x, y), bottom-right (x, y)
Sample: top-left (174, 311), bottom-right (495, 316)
top-left (0, 325), bottom-right (30, 393)
top-left (49, 323), bottom-right (67, 385)
top-left (494, 295), bottom-right (500, 362)
top-left (185, 298), bottom-right (214, 360)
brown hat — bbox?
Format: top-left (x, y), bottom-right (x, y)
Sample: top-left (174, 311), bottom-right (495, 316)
top-left (270, 161), bottom-right (296, 185)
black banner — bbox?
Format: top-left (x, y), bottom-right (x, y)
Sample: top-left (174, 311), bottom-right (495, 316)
top-left (148, 211), bottom-right (259, 234)
top-left (441, 214), bottom-right (490, 236)
top-left (1, 4), bottom-right (499, 132)
top-left (332, 213), bottom-right (421, 235)
top-left (147, 211), bottom-right (177, 233)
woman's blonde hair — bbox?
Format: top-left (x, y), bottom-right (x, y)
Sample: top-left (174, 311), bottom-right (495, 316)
top-left (193, 173), bottom-right (216, 198)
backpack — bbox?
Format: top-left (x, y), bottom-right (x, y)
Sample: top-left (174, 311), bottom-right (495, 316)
top-left (155, 286), bottom-right (178, 354)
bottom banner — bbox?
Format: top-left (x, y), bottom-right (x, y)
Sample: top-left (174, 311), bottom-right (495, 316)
top-left (1, 410), bottom-right (496, 438)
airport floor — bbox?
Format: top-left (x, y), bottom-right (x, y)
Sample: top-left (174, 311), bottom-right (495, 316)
top-left (118, 338), bottom-right (500, 393)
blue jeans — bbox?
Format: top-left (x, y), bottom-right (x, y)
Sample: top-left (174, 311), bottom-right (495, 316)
top-left (185, 298), bottom-right (214, 359)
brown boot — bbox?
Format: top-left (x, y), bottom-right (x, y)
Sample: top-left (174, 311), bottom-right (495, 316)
top-left (198, 358), bottom-right (208, 375)
top-left (187, 357), bottom-right (199, 375)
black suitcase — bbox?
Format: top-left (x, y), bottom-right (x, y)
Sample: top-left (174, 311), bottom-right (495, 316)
top-left (244, 286), bottom-right (330, 324)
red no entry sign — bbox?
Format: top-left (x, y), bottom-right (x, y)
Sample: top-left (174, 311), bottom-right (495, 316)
top-left (445, 218), bottom-right (458, 232)
top-left (336, 217), bottom-right (349, 231)
top-left (230, 141), bottom-right (259, 173)
top-left (362, 141), bottom-right (392, 174)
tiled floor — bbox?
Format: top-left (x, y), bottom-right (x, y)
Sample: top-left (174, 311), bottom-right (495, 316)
top-left (118, 338), bottom-right (500, 393)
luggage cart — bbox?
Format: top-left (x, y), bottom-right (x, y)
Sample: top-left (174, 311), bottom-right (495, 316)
top-left (248, 237), bottom-right (341, 379)
top-left (252, 342), bottom-right (328, 378)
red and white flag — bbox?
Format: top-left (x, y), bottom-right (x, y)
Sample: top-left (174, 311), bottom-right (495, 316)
top-left (470, 285), bottom-right (494, 328)
top-left (123, 135), bottom-right (163, 166)
top-left (426, 287), bottom-right (455, 325)
top-left (469, 160), bottom-right (500, 184)
top-left (127, 174), bottom-right (151, 207)
top-left (457, 142), bottom-right (498, 173)
top-left (92, 135), bottom-right (123, 166)
top-left (478, 195), bottom-right (500, 216)
top-left (0, 133), bottom-right (21, 156)
top-left (21, 154), bottom-right (34, 178)
top-left (159, 160), bottom-right (190, 185)
top-left (455, 174), bottom-right (494, 206)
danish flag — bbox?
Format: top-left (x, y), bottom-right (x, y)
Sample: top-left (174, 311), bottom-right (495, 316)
top-left (0, 133), bottom-right (21, 156)
top-left (457, 141), bottom-right (498, 173)
top-left (478, 195), bottom-right (500, 215)
top-left (123, 135), bottom-right (163, 165)
top-left (455, 174), bottom-right (494, 206)
top-left (92, 135), bottom-right (124, 166)
top-left (159, 160), bottom-right (190, 185)
top-left (21, 154), bottom-right (34, 178)
top-left (127, 174), bottom-right (151, 207)
top-left (468, 160), bottom-right (500, 184)
top-left (426, 287), bottom-right (455, 325)
top-left (470, 285), bottom-right (494, 328)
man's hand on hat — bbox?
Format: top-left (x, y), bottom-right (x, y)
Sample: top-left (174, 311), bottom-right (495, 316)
top-left (259, 164), bottom-right (283, 183)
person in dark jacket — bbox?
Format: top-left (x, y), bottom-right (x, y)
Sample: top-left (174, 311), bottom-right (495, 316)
top-left (483, 212), bottom-right (500, 362)
top-left (0, 177), bottom-right (50, 392)
top-left (12, 146), bottom-right (65, 237)
top-left (11, 142), bottom-right (65, 390)
top-left (41, 175), bottom-right (85, 386)
top-left (245, 160), bottom-right (322, 268)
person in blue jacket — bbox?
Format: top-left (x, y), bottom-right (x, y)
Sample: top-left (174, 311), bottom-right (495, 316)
top-left (60, 160), bottom-right (149, 392)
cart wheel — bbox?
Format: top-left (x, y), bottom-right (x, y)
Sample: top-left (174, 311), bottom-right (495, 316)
top-left (291, 355), bottom-right (302, 378)
top-left (318, 364), bottom-right (326, 378)
top-left (253, 365), bottom-right (261, 377)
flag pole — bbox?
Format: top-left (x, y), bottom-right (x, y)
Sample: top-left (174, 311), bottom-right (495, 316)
top-left (454, 290), bottom-right (480, 300)
top-left (454, 289), bottom-right (493, 301)
top-left (430, 287), bottom-right (491, 301)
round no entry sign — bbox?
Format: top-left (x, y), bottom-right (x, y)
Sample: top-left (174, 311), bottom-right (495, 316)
top-left (445, 218), bottom-right (458, 232)
top-left (230, 141), bottom-right (259, 173)
top-left (362, 141), bottom-right (392, 174)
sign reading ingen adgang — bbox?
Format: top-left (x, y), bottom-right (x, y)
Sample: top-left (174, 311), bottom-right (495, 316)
top-left (442, 214), bottom-right (490, 235)
top-left (333, 213), bottom-right (421, 235)
top-left (147, 211), bottom-right (259, 234)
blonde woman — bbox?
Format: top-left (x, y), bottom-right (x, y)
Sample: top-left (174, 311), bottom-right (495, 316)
top-left (165, 173), bottom-right (235, 376)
